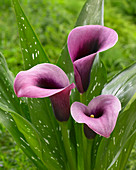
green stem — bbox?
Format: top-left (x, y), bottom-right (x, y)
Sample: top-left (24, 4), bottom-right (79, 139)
top-left (80, 93), bottom-right (89, 169)
top-left (59, 121), bottom-right (76, 170)
top-left (80, 93), bottom-right (86, 104)
top-left (85, 139), bottom-right (94, 170)
top-left (75, 123), bottom-right (84, 170)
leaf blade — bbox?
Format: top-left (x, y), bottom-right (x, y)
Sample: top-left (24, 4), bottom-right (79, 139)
top-left (0, 102), bottom-right (45, 169)
top-left (12, 0), bottom-right (50, 70)
top-left (102, 62), bottom-right (136, 109)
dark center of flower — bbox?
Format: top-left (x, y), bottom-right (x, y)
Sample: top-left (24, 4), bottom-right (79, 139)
top-left (86, 109), bottom-right (103, 118)
top-left (76, 39), bottom-right (99, 60)
top-left (36, 78), bottom-right (64, 89)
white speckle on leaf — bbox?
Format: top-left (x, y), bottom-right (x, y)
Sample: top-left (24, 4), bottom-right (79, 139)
top-left (113, 137), bottom-right (116, 145)
top-left (32, 53), bottom-right (34, 60)
top-left (59, 126), bottom-right (61, 131)
top-left (7, 100), bottom-right (10, 103)
top-left (55, 147), bottom-right (58, 150)
top-left (52, 150), bottom-right (55, 153)
top-left (96, 142), bottom-right (99, 146)
top-left (43, 138), bottom-right (49, 144)
top-left (20, 137), bottom-right (30, 146)
top-left (35, 53), bottom-right (38, 58)
top-left (31, 156), bottom-right (37, 161)
top-left (21, 17), bottom-right (24, 20)
top-left (67, 130), bottom-right (70, 138)
top-left (51, 157), bottom-right (55, 160)
top-left (21, 144), bottom-right (26, 149)
top-left (77, 143), bottom-right (79, 147)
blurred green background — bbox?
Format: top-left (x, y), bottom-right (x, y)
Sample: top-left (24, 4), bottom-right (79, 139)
top-left (0, 0), bottom-right (136, 169)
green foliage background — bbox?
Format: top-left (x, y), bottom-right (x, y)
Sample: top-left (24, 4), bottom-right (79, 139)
top-left (0, 0), bottom-right (136, 169)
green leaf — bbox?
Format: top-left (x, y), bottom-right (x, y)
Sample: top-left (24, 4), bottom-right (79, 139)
top-left (27, 98), bottom-right (66, 169)
top-left (102, 62), bottom-right (136, 109)
top-left (110, 129), bottom-right (136, 170)
top-left (11, 110), bottom-right (64, 170)
top-left (0, 102), bottom-right (45, 169)
top-left (94, 96), bottom-right (136, 169)
top-left (86, 54), bottom-right (107, 104)
top-left (0, 53), bottom-right (29, 119)
top-left (12, 0), bottom-right (50, 70)
top-left (76, 0), bottom-right (104, 26)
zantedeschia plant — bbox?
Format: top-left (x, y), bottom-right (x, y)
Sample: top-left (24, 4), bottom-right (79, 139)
top-left (0, 0), bottom-right (136, 169)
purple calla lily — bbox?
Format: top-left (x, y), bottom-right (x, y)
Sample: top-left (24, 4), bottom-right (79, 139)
top-left (71, 95), bottom-right (121, 138)
top-left (67, 25), bottom-right (118, 93)
top-left (14, 63), bottom-right (75, 121)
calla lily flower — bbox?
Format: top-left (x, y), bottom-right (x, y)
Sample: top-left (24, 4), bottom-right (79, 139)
top-left (67, 25), bottom-right (118, 93)
top-left (71, 95), bottom-right (121, 138)
top-left (14, 63), bottom-right (75, 121)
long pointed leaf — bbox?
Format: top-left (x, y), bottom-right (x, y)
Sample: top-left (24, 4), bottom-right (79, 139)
top-left (102, 62), bottom-right (136, 109)
top-left (0, 102), bottom-right (45, 169)
top-left (12, 0), bottom-right (50, 70)
top-left (11, 111), bottom-right (64, 170)
top-left (0, 53), bottom-right (29, 119)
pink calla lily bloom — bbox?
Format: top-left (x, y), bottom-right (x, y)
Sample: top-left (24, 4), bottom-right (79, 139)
top-left (14, 63), bottom-right (75, 121)
top-left (71, 95), bottom-right (121, 138)
top-left (67, 25), bottom-right (118, 93)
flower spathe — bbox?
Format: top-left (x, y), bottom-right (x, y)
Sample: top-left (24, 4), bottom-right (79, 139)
top-left (67, 25), bottom-right (118, 93)
top-left (71, 95), bottom-right (121, 138)
top-left (14, 63), bottom-right (75, 121)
